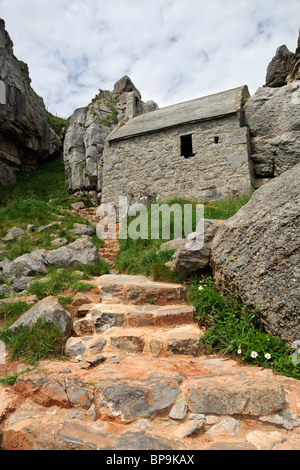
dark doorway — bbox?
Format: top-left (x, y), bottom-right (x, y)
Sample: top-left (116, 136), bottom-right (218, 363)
top-left (181, 134), bottom-right (195, 158)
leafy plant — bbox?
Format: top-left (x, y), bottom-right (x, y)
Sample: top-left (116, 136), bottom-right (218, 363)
top-left (188, 276), bottom-right (300, 380)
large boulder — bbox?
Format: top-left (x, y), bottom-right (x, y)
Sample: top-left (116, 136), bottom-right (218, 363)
top-left (244, 81), bottom-right (300, 180)
top-left (210, 163), bottom-right (300, 346)
top-left (165, 220), bottom-right (224, 273)
top-left (265, 45), bottom-right (295, 88)
top-left (1, 238), bottom-right (101, 280)
top-left (9, 296), bottom-right (72, 336)
top-left (265, 31), bottom-right (300, 87)
top-left (0, 19), bottom-right (61, 185)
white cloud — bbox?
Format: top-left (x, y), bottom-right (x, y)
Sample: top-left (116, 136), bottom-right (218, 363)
top-left (0, 0), bottom-right (299, 117)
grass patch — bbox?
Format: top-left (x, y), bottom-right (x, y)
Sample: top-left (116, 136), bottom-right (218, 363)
top-left (0, 302), bottom-right (32, 327)
top-left (0, 321), bottom-right (66, 365)
top-left (188, 276), bottom-right (300, 380)
top-left (115, 194), bottom-right (252, 282)
top-left (27, 266), bottom-right (95, 299)
top-left (46, 111), bottom-right (66, 135)
top-left (0, 368), bottom-right (35, 386)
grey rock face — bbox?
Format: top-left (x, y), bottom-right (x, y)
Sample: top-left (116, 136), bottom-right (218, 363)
top-left (94, 376), bottom-right (182, 423)
top-left (9, 296), bottom-right (72, 336)
top-left (63, 75), bottom-right (158, 202)
top-left (266, 45), bottom-right (295, 87)
top-left (167, 220), bottom-right (224, 273)
top-left (266, 31), bottom-right (300, 87)
top-left (1, 239), bottom-right (100, 280)
top-left (0, 19), bottom-right (61, 185)
top-left (210, 163), bottom-right (300, 345)
top-left (245, 81), bottom-right (300, 179)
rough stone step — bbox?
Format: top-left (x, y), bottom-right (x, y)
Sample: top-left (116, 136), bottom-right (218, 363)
top-left (73, 304), bottom-right (197, 336)
top-left (4, 356), bottom-right (299, 450)
top-left (91, 274), bottom-right (186, 305)
top-left (66, 324), bottom-right (203, 359)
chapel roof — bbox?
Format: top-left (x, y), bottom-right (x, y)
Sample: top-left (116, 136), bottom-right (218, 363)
top-left (107, 85), bottom-right (249, 142)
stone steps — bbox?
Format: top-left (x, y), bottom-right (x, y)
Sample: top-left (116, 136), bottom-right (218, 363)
top-left (91, 274), bottom-right (186, 305)
top-left (2, 355), bottom-right (300, 450)
top-left (3, 273), bottom-right (297, 451)
top-left (68, 273), bottom-right (200, 361)
top-left (67, 324), bottom-right (203, 360)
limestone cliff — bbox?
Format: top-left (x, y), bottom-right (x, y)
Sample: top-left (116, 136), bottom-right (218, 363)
top-left (244, 31), bottom-right (300, 183)
top-left (63, 75), bottom-right (158, 203)
top-left (0, 19), bottom-right (61, 185)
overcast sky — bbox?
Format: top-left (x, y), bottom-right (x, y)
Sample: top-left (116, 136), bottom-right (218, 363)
top-left (1, 0), bottom-right (299, 118)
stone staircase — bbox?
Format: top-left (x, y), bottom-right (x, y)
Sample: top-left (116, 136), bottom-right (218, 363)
top-left (67, 274), bottom-right (203, 363)
top-left (2, 210), bottom-right (299, 451)
top-left (1, 272), bottom-right (300, 451)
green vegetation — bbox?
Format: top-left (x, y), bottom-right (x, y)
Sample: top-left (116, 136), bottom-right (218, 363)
top-left (0, 155), bottom-right (110, 365)
top-left (90, 98), bottom-right (119, 127)
top-left (0, 368), bottom-right (34, 386)
top-left (115, 193), bottom-right (253, 282)
top-left (0, 302), bottom-right (32, 327)
top-left (0, 321), bottom-right (66, 365)
top-left (28, 263), bottom-right (109, 300)
top-left (188, 276), bottom-right (300, 380)
top-left (46, 111), bottom-right (66, 135)
top-left (0, 157), bottom-right (106, 263)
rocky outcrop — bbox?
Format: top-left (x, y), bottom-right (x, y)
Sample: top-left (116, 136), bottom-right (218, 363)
top-left (244, 81), bottom-right (300, 180)
top-left (0, 238), bottom-right (100, 281)
top-left (245, 31), bottom-right (300, 182)
top-left (265, 45), bottom-right (295, 87)
top-left (0, 19), bottom-right (61, 185)
top-left (164, 220), bottom-right (224, 273)
top-left (63, 76), bottom-right (158, 203)
top-left (9, 296), bottom-right (72, 336)
top-left (210, 163), bottom-right (300, 346)
top-left (266, 31), bottom-right (300, 87)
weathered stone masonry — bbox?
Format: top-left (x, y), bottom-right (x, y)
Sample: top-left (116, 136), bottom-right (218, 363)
top-left (101, 86), bottom-right (254, 206)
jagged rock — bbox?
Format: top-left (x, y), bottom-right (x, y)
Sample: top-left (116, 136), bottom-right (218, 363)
top-left (0, 388), bottom-right (18, 422)
top-left (14, 370), bottom-right (93, 410)
top-left (210, 163), bottom-right (300, 345)
top-left (13, 276), bottom-right (34, 292)
top-left (94, 376), bottom-right (182, 423)
top-left (14, 370), bottom-right (71, 408)
top-left (2, 226), bottom-right (24, 242)
top-left (266, 31), bottom-right (300, 87)
top-left (166, 220), bottom-right (224, 273)
top-left (1, 239), bottom-right (101, 281)
top-left (169, 395), bottom-right (188, 420)
top-left (9, 296), bottom-right (72, 336)
top-left (266, 45), bottom-right (295, 87)
top-left (51, 238), bottom-right (68, 247)
top-left (206, 417), bottom-right (243, 436)
top-left (245, 81), bottom-right (300, 179)
top-left (71, 202), bottom-right (85, 211)
top-left (2, 251), bottom-right (48, 279)
top-left (175, 420), bottom-right (204, 438)
top-left (64, 336), bottom-right (92, 357)
top-left (70, 223), bottom-right (95, 237)
top-left (63, 75), bottom-right (158, 202)
top-left (0, 19), bottom-right (61, 185)
top-left (45, 238), bottom-right (100, 267)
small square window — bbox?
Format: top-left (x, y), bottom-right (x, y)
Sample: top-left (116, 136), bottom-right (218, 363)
top-left (181, 134), bottom-right (195, 158)
top-left (214, 136), bottom-right (219, 144)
